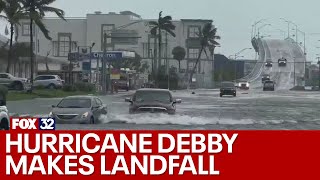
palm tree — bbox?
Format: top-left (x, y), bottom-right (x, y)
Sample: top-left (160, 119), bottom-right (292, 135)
top-left (0, 0), bottom-right (5, 13)
top-left (0, 0), bottom-right (25, 73)
top-left (172, 46), bottom-right (186, 73)
top-left (20, 0), bottom-right (65, 86)
top-left (149, 11), bottom-right (176, 84)
top-left (189, 22), bottom-right (220, 86)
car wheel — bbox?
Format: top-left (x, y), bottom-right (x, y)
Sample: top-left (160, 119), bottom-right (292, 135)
top-left (220, 93), bottom-right (223, 97)
top-left (234, 93), bottom-right (237, 97)
top-left (48, 84), bottom-right (56, 89)
top-left (13, 82), bottom-right (23, 91)
top-left (0, 118), bottom-right (9, 130)
top-left (90, 117), bottom-right (95, 124)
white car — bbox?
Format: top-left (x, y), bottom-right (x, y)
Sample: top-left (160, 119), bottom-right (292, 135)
top-left (0, 106), bottom-right (9, 130)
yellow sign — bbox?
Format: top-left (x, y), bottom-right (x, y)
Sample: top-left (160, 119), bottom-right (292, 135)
top-left (111, 74), bottom-right (120, 80)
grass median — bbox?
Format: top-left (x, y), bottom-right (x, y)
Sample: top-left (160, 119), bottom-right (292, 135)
top-left (7, 89), bottom-right (96, 101)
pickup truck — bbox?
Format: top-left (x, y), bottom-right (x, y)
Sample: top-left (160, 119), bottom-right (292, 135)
top-left (0, 73), bottom-right (31, 91)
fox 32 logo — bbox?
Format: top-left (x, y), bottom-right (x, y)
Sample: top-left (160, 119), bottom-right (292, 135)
top-left (11, 118), bottom-right (55, 130)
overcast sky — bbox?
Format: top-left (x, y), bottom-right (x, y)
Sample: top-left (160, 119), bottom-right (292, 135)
top-left (1, 0), bottom-right (320, 62)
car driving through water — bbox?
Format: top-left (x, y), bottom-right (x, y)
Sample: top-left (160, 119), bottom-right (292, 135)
top-left (49, 96), bottom-right (107, 124)
top-left (263, 80), bottom-right (275, 91)
top-left (220, 81), bottom-right (237, 97)
top-left (125, 88), bottom-right (182, 115)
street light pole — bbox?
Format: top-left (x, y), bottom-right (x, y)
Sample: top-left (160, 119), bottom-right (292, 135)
top-left (280, 18), bottom-right (290, 38)
top-left (253, 19), bottom-right (267, 38)
top-left (258, 24), bottom-right (271, 38)
top-left (102, 33), bottom-right (107, 95)
top-left (233, 48), bottom-right (252, 80)
top-left (317, 58), bottom-right (320, 91)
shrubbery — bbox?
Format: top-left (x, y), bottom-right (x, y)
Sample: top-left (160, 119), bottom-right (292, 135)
top-left (0, 85), bottom-right (8, 95)
top-left (62, 83), bottom-right (95, 93)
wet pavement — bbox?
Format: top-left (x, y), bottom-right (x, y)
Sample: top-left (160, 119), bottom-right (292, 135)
top-left (7, 89), bottom-right (320, 130)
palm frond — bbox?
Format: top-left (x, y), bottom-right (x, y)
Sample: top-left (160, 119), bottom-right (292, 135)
top-left (40, 6), bottom-right (65, 21)
top-left (209, 39), bottom-right (220, 46)
top-left (150, 26), bottom-right (157, 36)
top-left (30, 11), bottom-right (51, 40)
top-left (163, 28), bottom-right (176, 37)
top-left (162, 22), bottom-right (175, 30)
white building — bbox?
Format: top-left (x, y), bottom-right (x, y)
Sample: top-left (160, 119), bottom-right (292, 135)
top-left (16, 11), bottom-right (216, 88)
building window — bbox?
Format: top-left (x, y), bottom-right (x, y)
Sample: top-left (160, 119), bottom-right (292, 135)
top-left (22, 23), bottom-right (35, 36)
top-left (188, 48), bottom-right (200, 59)
top-left (57, 33), bottom-right (71, 57)
top-left (101, 24), bottom-right (115, 50)
top-left (188, 26), bottom-right (200, 38)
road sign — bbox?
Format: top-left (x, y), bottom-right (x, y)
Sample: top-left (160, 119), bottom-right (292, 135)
top-left (91, 52), bottom-right (123, 60)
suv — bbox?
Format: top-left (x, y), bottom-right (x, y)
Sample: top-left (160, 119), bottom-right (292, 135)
top-left (263, 80), bottom-right (275, 91)
top-left (265, 61), bottom-right (273, 67)
top-left (34, 75), bottom-right (64, 89)
top-left (237, 81), bottom-right (250, 90)
top-left (220, 81), bottom-right (236, 97)
top-left (0, 73), bottom-right (31, 91)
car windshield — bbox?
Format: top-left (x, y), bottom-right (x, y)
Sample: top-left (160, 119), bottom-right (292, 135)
top-left (134, 91), bottom-right (171, 103)
top-left (57, 98), bottom-right (91, 108)
top-left (221, 82), bottom-right (234, 88)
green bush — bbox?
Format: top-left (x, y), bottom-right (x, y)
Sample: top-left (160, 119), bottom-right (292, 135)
top-left (74, 82), bottom-right (95, 92)
top-left (62, 85), bottom-right (76, 92)
top-left (0, 85), bottom-right (8, 95)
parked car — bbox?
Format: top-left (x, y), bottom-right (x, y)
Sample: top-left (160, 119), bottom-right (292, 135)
top-left (263, 80), bottom-right (275, 91)
top-left (237, 81), bottom-right (250, 90)
top-left (34, 75), bottom-right (64, 89)
top-left (125, 88), bottom-right (182, 115)
top-left (220, 81), bottom-right (237, 97)
top-left (278, 58), bottom-right (287, 67)
top-left (0, 73), bottom-right (31, 91)
top-left (262, 74), bottom-right (270, 83)
top-left (49, 96), bottom-right (107, 124)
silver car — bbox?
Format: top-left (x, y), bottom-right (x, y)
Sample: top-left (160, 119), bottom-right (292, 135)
top-left (34, 75), bottom-right (64, 89)
top-left (49, 96), bottom-right (107, 124)
top-left (0, 73), bottom-right (31, 91)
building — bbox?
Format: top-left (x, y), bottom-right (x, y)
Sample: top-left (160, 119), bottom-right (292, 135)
top-left (15, 11), bottom-right (217, 88)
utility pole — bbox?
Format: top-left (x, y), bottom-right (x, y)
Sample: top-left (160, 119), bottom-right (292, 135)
top-left (317, 57), bottom-right (320, 91)
top-left (293, 57), bottom-right (296, 87)
top-left (166, 32), bottom-right (169, 89)
top-left (102, 33), bottom-right (107, 95)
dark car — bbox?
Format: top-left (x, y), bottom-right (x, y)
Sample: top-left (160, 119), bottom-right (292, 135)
top-left (278, 58), bottom-right (287, 67)
top-left (49, 96), bottom-right (107, 124)
top-left (125, 88), bottom-right (182, 114)
top-left (263, 80), bottom-right (275, 91)
top-left (265, 61), bottom-right (273, 67)
top-left (220, 82), bottom-right (236, 97)
top-left (115, 79), bottom-right (129, 91)
top-left (262, 75), bottom-right (270, 83)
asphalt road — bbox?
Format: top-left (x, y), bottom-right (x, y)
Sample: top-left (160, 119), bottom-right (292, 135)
top-left (7, 89), bottom-right (320, 130)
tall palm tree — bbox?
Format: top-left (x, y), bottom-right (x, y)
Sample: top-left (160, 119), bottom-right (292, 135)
top-left (149, 11), bottom-right (176, 84)
top-left (189, 22), bottom-right (220, 86)
top-left (20, 0), bottom-right (65, 86)
top-left (0, 0), bottom-right (25, 73)
top-left (0, 0), bottom-right (5, 13)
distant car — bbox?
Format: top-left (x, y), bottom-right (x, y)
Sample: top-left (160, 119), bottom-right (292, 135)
top-left (125, 88), bottom-right (182, 115)
top-left (278, 58), bottom-right (287, 67)
top-left (33, 75), bottom-right (64, 89)
top-left (49, 96), bottom-right (107, 124)
top-left (263, 80), bottom-right (275, 91)
top-left (0, 98), bottom-right (9, 130)
top-left (237, 81), bottom-right (250, 90)
top-left (262, 75), bottom-right (270, 83)
top-left (265, 61), bottom-right (273, 67)
top-left (115, 79), bottom-right (129, 91)
top-left (220, 81), bottom-right (236, 97)
top-left (0, 73), bottom-right (31, 91)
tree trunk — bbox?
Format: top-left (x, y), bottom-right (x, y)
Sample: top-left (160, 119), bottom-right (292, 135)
top-left (189, 47), bottom-right (204, 86)
top-left (30, 19), bottom-right (34, 86)
top-left (6, 23), bottom-right (14, 73)
top-left (157, 27), bottom-right (162, 87)
top-left (178, 61), bottom-right (181, 73)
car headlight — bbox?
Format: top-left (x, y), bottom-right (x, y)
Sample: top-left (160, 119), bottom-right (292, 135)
top-left (82, 112), bottom-right (89, 118)
top-left (246, 83), bottom-right (249, 87)
top-left (49, 112), bottom-right (53, 117)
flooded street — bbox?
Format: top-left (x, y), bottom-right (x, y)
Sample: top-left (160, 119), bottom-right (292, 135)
top-left (7, 89), bottom-right (320, 130)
